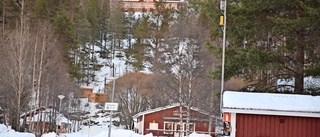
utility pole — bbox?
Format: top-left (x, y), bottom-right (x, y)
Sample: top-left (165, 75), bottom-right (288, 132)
top-left (108, 63), bottom-right (116, 137)
top-left (219, 0), bottom-right (227, 115)
top-left (220, 0), bottom-right (231, 136)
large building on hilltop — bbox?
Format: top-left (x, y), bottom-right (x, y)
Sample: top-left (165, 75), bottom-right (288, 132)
top-left (113, 0), bottom-right (187, 12)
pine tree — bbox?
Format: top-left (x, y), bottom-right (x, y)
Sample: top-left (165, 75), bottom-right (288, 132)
top-left (125, 1), bottom-right (174, 72)
top-left (201, 0), bottom-right (320, 93)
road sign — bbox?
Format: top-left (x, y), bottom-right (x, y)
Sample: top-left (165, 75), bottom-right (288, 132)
top-left (105, 102), bottom-right (118, 111)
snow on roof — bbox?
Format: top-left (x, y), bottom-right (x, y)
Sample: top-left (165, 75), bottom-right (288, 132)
top-left (222, 91), bottom-right (320, 113)
top-left (20, 107), bottom-right (72, 124)
top-left (132, 103), bottom-right (210, 119)
top-left (58, 114), bottom-right (72, 124)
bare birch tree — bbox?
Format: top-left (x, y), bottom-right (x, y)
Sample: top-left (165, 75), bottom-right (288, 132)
top-left (2, 24), bottom-right (33, 131)
top-left (107, 72), bottom-right (154, 129)
top-left (153, 7), bottom-right (216, 136)
top-left (31, 22), bottom-right (80, 134)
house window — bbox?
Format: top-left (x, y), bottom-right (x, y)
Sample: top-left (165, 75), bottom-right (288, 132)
top-left (188, 123), bottom-right (195, 132)
top-left (164, 122), bottom-right (173, 134)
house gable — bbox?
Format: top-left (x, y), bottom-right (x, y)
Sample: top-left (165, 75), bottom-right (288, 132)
top-left (133, 103), bottom-right (210, 119)
top-left (133, 104), bottom-right (215, 136)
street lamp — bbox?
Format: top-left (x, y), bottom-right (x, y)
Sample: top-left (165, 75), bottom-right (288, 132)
top-left (58, 95), bottom-right (65, 114)
top-left (57, 95), bottom-right (65, 134)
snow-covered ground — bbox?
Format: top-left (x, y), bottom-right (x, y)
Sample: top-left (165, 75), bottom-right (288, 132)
top-left (0, 124), bottom-right (211, 137)
top-left (0, 124), bottom-right (35, 137)
top-left (57, 125), bottom-right (152, 137)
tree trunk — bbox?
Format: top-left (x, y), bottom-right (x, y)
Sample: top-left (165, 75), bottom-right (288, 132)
top-left (294, 4), bottom-right (304, 94)
top-left (35, 28), bottom-right (46, 133)
top-left (36, 31), bottom-right (46, 108)
top-left (16, 92), bottom-right (21, 131)
top-left (2, 0), bottom-right (5, 40)
top-left (42, 92), bottom-right (49, 134)
top-left (186, 72), bottom-right (192, 136)
top-left (30, 31), bottom-right (38, 132)
top-left (178, 53), bottom-right (183, 137)
top-left (208, 78), bottom-right (214, 134)
top-left (294, 33), bottom-right (304, 94)
top-left (15, 0), bottom-right (25, 131)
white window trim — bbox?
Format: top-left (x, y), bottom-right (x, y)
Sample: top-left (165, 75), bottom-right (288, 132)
top-left (163, 122), bottom-right (174, 134)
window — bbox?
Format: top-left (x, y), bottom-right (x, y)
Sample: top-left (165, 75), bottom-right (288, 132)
top-left (188, 123), bottom-right (195, 132)
top-left (176, 123), bottom-right (182, 130)
top-left (164, 122), bottom-right (173, 134)
top-left (174, 123), bottom-right (184, 137)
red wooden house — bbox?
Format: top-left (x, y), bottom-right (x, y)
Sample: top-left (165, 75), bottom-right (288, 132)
top-left (132, 103), bottom-right (215, 137)
top-left (222, 91), bottom-right (320, 137)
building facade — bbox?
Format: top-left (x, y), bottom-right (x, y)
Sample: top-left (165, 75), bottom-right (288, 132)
top-left (116, 0), bottom-right (187, 11)
top-left (133, 104), bottom-right (215, 137)
top-left (222, 91), bottom-right (320, 137)
top-left (81, 87), bottom-right (108, 103)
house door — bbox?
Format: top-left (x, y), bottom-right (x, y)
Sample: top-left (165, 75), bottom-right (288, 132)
top-left (174, 123), bottom-right (184, 137)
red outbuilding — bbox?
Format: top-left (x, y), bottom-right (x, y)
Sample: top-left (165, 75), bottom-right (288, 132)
top-left (132, 103), bottom-right (215, 137)
top-left (222, 91), bottom-right (320, 137)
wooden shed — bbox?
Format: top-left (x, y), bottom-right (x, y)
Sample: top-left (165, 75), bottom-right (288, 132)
top-left (222, 91), bottom-right (320, 137)
top-left (132, 104), bottom-right (215, 137)
top-left (81, 86), bottom-right (108, 103)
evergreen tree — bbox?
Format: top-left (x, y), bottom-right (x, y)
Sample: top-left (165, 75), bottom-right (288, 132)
top-left (199, 0), bottom-right (320, 93)
top-left (125, 10), bottom-right (151, 71)
top-left (125, 1), bottom-right (174, 72)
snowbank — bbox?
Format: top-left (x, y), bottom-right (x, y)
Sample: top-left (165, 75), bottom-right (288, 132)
top-left (0, 124), bottom-right (8, 136)
top-left (0, 124), bottom-right (35, 137)
top-left (189, 132), bottom-right (211, 137)
top-left (112, 129), bottom-right (151, 137)
top-left (0, 124), bottom-right (211, 137)
top-left (41, 132), bottom-right (58, 137)
top-left (87, 129), bottom-right (149, 137)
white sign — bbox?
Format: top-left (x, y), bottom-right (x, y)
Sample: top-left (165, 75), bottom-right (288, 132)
top-left (56, 116), bottom-right (62, 126)
top-left (105, 102), bottom-right (118, 111)
top-left (220, 0), bottom-right (225, 10)
top-left (149, 123), bottom-right (158, 130)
